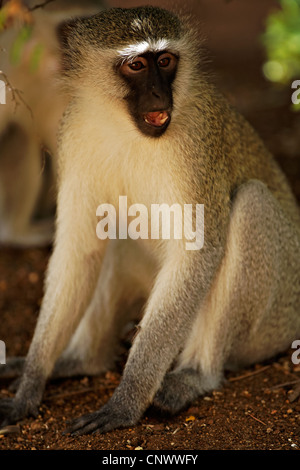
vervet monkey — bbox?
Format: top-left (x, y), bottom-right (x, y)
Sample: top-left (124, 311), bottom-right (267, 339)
top-left (0, 0), bottom-right (106, 246)
top-left (0, 6), bottom-right (299, 435)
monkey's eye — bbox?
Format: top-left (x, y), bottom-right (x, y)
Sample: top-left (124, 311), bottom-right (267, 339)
top-left (120, 57), bottom-right (147, 75)
top-left (158, 57), bottom-right (170, 68)
top-left (157, 53), bottom-right (177, 70)
top-left (129, 61), bottom-right (145, 71)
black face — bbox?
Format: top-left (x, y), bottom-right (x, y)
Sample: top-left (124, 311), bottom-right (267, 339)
top-left (118, 51), bottom-right (178, 137)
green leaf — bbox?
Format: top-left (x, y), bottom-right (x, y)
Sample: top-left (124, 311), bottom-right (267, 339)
top-left (10, 25), bottom-right (33, 65)
top-left (29, 43), bottom-right (44, 72)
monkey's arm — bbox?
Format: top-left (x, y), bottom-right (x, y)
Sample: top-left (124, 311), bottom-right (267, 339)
top-left (65, 238), bottom-right (226, 435)
top-left (0, 178), bottom-right (105, 425)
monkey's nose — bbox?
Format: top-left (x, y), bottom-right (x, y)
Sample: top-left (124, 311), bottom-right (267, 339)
top-left (151, 89), bottom-right (161, 99)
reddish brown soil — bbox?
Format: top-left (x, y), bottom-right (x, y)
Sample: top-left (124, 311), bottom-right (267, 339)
top-left (0, 0), bottom-right (300, 451)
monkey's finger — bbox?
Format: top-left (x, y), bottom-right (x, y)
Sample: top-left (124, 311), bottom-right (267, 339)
top-left (63, 410), bottom-right (103, 435)
top-left (73, 416), bottom-right (109, 436)
top-left (63, 402), bottom-right (136, 435)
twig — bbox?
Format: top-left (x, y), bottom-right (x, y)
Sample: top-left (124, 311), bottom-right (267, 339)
top-left (288, 384), bottom-right (300, 403)
top-left (45, 386), bottom-right (101, 401)
top-left (228, 365), bottom-right (270, 382)
top-left (44, 384), bottom-right (116, 402)
top-left (0, 70), bottom-right (50, 177)
top-left (0, 425), bottom-right (20, 435)
top-left (269, 379), bottom-right (300, 391)
top-left (272, 362), bottom-right (300, 380)
top-left (28, 0), bottom-right (56, 12)
top-left (0, 70), bottom-right (33, 119)
top-left (247, 412), bottom-right (266, 426)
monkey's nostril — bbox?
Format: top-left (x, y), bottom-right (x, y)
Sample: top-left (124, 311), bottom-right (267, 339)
top-left (152, 92), bottom-right (161, 99)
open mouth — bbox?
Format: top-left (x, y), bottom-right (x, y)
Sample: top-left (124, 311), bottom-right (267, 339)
top-left (143, 111), bottom-right (170, 128)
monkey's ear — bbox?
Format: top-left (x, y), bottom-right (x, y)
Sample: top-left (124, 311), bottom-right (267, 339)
top-left (56, 18), bottom-right (81, 73)
top-left (56, 18), bottom-right (78, 50)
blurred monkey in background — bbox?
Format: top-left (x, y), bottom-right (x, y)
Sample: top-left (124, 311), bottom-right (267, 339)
top-left (0, 0), bottom-right (107, 247)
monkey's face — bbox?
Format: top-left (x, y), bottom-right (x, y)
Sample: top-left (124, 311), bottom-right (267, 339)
top-left (118, 52), bottom-right (178, 138)
top-left (57, 7), bottom-right (200, 138)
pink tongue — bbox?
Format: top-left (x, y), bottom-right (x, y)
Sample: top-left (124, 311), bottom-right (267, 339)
top-left (145, 111), bottom-right (168, 127)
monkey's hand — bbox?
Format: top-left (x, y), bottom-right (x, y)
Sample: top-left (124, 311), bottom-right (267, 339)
top-left (0, 396), bottom-right (39, 427)
top-left (0, 370), bottom-right (45, 427)
top-left (64, 394), bottom-right (139, 435)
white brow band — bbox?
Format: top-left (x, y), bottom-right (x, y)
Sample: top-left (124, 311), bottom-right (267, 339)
top-left (117, 39), bottom-right (171, 63)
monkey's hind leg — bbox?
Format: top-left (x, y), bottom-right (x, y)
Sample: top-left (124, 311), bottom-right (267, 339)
top-left (154, 179), bottom-right (300, 414)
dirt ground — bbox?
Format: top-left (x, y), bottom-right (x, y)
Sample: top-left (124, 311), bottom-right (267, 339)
top-left (0, 0), bottom-right (300, 451)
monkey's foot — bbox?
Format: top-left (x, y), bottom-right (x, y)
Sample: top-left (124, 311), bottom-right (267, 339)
top-left (64, 399), bottom-right (138, 435)
top-left (153, 368), bottom-right (205, 415)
